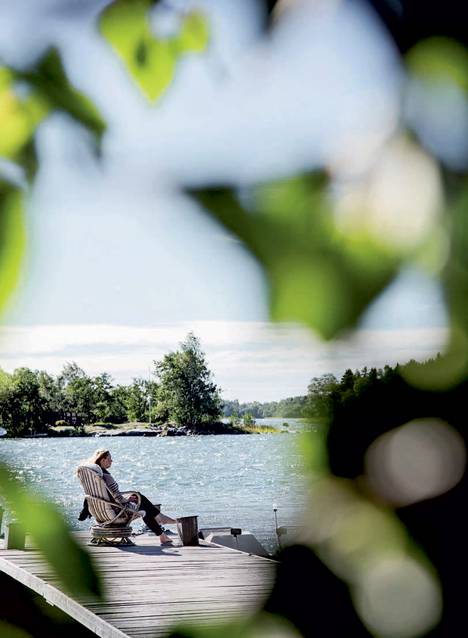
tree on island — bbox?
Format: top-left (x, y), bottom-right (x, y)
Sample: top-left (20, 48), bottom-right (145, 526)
top-left (123, 377), bottom-right (157, 423)
top-left (303, 373), bottom-right (338, 421)
top-left (154, 332), bottom-right (221, 428)
top-left (0, 368), bottom-right (50, 436)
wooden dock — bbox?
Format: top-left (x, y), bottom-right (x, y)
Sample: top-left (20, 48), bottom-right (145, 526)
top-left (0, 532), bottom-right (276, 637)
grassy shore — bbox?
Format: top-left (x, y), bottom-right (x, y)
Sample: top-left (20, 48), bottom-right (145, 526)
top-left (240, 424), bottom-right (280, 434)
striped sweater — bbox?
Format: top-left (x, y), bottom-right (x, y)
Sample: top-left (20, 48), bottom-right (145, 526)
top-left (102, 470), bottom-right (139, 511)
top-left (81, 463), bottom-right (138, 511)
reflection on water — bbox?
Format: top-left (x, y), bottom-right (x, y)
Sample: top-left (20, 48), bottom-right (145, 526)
top-left (0, 431), bottom-right (308, 553)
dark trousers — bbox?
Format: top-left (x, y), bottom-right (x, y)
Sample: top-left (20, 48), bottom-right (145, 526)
top-left (136, 493), bottom-right (163, 536)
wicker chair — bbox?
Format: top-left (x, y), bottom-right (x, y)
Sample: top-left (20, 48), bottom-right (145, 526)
top-left (77, 465), bottom-right (145, 546)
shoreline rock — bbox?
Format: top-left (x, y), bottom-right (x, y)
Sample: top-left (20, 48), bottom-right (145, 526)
top-left (16, 422), bottom-right (251, 439)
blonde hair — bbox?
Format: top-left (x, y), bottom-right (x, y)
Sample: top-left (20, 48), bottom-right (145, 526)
top-left (87, 448), bottom-right (110, 467)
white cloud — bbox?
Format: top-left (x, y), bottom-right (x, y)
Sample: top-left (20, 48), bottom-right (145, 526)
top-left (0, 322), bottom-right (448, 402)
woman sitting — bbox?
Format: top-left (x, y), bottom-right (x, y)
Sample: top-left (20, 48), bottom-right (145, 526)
top-left (78, 448), bottom-right (175, 545)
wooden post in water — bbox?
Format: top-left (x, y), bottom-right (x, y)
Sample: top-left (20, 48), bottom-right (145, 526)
top-left (5, 521), bottom-right (25, 549)
top-left (176, 515), bottom-right (199, 546)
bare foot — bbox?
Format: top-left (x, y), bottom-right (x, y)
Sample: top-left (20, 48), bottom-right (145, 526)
top-left (160, 533), bottom-right (172, 545)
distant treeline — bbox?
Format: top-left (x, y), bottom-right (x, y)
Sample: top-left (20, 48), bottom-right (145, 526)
top-left (223, 355), bottom-right (462, 426)
top-left (222, 396), bottom-right (307, 419)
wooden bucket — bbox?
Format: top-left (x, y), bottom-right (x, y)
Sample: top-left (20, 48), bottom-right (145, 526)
top-left (176, 515), bottom-right (199, 546)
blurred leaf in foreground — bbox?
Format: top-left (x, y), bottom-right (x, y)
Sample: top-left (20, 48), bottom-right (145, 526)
top-left (191, 175), bottom-right (398, 340)
top-left (0, 462), bottom-right (102, 599)
top-left (0, 622), bottom-right (32, 638)
top-left (401, 36), bottom-right (468, 387)
top-left (0, 182), bottom-right (25, 313)
top-left (404, 37), bottom-right (468, 174)
top-left (17, 48), bottom-right (106, 148)
top-left (2, 46), bottom-right (105, 179)
top-left (169, 611), bottom-right (301, 638)
top-left (100, 0), bottom-right (209, 102)
top-left (406, 37), bottom-right (468, 90)
top-left (1, 46), bottom-right (106, 312)
top-left (0, 67), bottom-right (48, 168)
top-left (413, 180), bottom-right (468, 389)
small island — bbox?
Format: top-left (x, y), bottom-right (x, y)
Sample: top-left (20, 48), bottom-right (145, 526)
top-left (0, 333), bottom-right (302, 438)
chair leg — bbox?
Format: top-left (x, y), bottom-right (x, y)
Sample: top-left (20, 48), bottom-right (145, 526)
top-left (120, 536), bottom-right (135, 546)
top-left (89, 535), bottom-right (135, 547)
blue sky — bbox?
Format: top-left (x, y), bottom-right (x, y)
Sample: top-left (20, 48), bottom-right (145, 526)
top-left (0, 0), bottom-right (449, 401)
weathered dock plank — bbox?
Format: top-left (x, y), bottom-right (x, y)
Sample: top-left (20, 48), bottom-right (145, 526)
top-left (0, 532), bottom-right (276, 638)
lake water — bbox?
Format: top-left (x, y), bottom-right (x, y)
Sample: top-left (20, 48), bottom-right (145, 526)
top-left (0, 427), bottom-right (309, 554)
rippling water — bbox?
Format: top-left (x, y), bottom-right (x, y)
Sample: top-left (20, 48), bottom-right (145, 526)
top-left (0, 431), bottom-right (308, 553)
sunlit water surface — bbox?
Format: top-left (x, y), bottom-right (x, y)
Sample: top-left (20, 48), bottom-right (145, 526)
top-left (0, 429), bottom-right (308, 553)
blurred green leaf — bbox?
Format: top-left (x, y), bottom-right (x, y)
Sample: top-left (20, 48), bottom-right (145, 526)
top-left (176, 12), bottom-right (209, 54)
top-left (406, 37), bottom-right (468, 91)
top-left (2, 46), bottom-right (104, 175)
top-left (401, 337), bottom-right (468, 390)
top-left (0, 182), bottom-right (25, 313)
top-left (17, 48), bottom-right (106, 144)
top-left (423, 178), bottom-right (468, 388)
top-left (0, 68), bottom-right (47, 162)
top-left (191, 175), bottom-right (398, 339)
top-left (100, 0), bottom-right (209, 102)
top-left (169, 612), bottom-right (301, 638)
top-left (1, 47), bottom-right (105, 317)
top-left (14, 139), bottom-right (39, 183)
top-left (0, 462), bottom-right (102, 598)
top-left (299, 429), bottom-right (329, 478)
top-left (0, 622), bottom-right (32, 638)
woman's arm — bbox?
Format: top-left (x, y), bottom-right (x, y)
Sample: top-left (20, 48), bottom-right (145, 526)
top-left (102, 472), bottom-right (129, 505)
